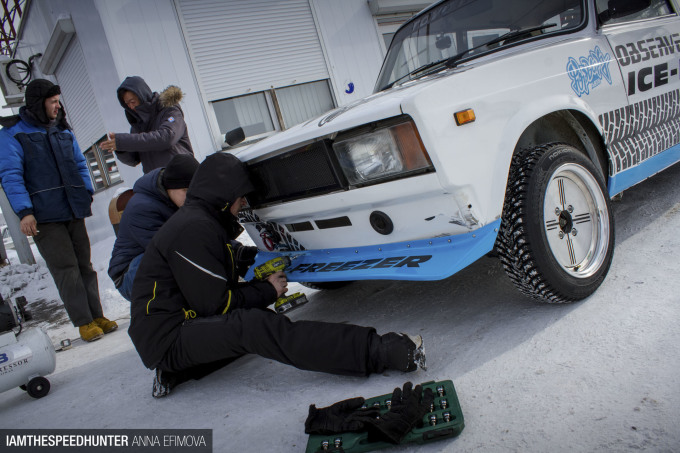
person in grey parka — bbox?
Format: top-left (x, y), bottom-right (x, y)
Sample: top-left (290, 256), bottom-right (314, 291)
top-left (100, 76), bottom-right (194, 173)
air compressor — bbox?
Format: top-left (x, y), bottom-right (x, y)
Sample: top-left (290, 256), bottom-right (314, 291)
top-left (0, 296), bottom-right (56, 398)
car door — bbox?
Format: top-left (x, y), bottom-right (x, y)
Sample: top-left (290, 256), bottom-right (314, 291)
top-left (596, 0), bottom-right (680, 193)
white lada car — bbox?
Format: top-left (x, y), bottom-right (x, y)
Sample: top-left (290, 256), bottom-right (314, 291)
top-left (238, 0), bottom-right (680, 303)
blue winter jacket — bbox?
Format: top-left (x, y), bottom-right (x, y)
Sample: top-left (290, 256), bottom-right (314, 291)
top-left (0, 117), bottom-right (94, 222)
top-left (108, 168), bottom-right (178, 285)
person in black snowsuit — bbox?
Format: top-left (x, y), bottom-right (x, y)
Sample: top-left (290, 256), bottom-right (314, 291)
top-left (128, 152), bottom-right (425, 397)
top-left (99, 76), bottom-right (194, 173)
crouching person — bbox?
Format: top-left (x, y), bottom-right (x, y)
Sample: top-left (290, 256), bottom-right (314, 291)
top-left (107, 154), bottom-right (199, 301)
top-left (128, 153), bottom-right (425, 398)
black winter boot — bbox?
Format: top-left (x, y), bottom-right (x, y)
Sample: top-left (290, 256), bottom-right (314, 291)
top-left (152, 369), bottom-right (178, 398)
top-left (368, 333), bottom-right (427, 373)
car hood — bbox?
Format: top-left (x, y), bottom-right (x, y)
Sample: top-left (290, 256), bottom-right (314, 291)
top-left (236, 73), bottom-right (451, 161)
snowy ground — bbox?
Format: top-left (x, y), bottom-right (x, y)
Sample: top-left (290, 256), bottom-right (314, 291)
top-left (0, 163), bottom-right (679, 452)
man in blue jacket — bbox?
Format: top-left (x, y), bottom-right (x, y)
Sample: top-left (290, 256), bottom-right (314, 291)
top-left (0, 79), bottom-right (117, 342)
top-left (108, 154), bottom-right (200, 301)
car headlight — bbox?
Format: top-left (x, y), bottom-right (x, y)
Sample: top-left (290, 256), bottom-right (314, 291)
top-left (332, 120), bottom-right (433, 186)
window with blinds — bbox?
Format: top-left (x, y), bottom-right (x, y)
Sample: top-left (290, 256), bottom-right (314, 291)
top-left (84, 136), bottom-right (122, 192)
top-left (212, 79), bottom-right (334, 142)
top-left (177, 0), bottom-right (335, 143)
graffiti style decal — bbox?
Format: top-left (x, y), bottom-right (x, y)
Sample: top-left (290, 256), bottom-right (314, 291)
top-left (566, 46), bottom-right (613, 97)
top-left (600, 89), bottom-right (680, 175)
top-left (239, 209), bottom-right (306, 252)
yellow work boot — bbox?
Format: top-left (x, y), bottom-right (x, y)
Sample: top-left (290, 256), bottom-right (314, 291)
top-left (79, 322), bottom-right (104, 342)
top-left (94, 317), bottom-right (118, 334)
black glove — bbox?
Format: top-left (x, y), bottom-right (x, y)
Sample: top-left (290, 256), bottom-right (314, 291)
top-left (305, 397), bottom-right (380, 435)
top-left (235, 245), bottom-right (258, 265)
top-left (234, 245), bottom-right (259, 276)
top-left (364, 382), bottom-right (434, 444)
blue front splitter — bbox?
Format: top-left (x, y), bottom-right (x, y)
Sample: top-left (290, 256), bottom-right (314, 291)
top-left (245, 219), bottom-right (501, 283)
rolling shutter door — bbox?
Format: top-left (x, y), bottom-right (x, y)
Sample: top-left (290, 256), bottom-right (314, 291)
top-left (54, 37), bottom-right (105, 149)
top-left (177, 0), bottom-right (329, 101)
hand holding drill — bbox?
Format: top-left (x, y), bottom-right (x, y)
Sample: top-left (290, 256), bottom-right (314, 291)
top-left (266, 271), bottom-right (288, 297)
top-left (253, 256), bottom-right (308, 314)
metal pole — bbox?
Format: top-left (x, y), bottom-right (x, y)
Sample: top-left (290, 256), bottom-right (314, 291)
top-left (0, 228), bottom-right (7, 263)
top-left (0, 184), bottom-right (35, 264)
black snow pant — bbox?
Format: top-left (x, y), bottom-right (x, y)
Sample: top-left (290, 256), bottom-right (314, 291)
top-left (33, 219), bottom-right (103, 327)
top-left (157, 308), bottom-right (377, 378)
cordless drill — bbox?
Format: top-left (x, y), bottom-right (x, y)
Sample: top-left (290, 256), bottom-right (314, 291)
top-left (253, 256), bottom-right (308, 314)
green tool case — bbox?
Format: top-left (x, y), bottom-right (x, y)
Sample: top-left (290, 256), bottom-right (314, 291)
top-left (305, 379), bottom-right (464, 452)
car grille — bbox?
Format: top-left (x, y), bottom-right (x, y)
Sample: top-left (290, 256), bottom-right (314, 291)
top-left (246, 139), bottom-right (347, 207)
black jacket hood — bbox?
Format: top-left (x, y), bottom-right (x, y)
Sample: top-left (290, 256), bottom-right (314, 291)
top-left (185, 153), bottom-right (253, 238)
top-left (186, 153), bottom-right (254, 211)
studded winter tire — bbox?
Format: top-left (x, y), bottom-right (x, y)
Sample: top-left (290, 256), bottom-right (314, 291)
top-left (496, 143), bottom-right (615, 303)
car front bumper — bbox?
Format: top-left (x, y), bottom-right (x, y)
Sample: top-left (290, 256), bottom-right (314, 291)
top-left (245, 219), bottom-right (501, 283)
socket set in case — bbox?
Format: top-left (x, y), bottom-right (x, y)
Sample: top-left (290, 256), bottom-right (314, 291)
top-left (305, 380), bottom-right (464, 453)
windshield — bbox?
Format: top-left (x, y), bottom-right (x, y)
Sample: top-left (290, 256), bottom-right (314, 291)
top-left (375, 0), bottom-right (585, 92)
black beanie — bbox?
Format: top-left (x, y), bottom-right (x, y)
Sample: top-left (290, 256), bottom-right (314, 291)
top-left (162, 154), bottom-right (200, 189)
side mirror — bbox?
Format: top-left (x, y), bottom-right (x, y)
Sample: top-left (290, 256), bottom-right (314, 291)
top-left (224, 127), bottom-right (245, 147)
top-left (600, 0), bottom-right (651, 23)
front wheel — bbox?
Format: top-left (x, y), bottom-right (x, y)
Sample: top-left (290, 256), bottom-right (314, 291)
top-left (496, 143), bottom-right (614, 303)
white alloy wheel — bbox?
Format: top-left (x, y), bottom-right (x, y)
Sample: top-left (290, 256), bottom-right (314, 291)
top-left (543, 163), bottom-right (611, 279)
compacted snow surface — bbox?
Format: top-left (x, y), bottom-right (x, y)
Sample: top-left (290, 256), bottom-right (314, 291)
top-left (0, 163), bottom-right (679, 452)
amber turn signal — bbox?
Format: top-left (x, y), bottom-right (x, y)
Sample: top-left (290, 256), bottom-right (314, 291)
top-left (454, 109), bottom-right (476, 126)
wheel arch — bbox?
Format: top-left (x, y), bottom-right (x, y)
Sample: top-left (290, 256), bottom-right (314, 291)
top-left (514, 109), bottom-right (609, 181)
top-left (489, 100), bottom-right (611, 225)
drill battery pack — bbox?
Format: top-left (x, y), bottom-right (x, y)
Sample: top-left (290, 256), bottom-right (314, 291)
top-left (305, 380), bottom-right (464, 453)
top-left (274, 292), bottom-right (308, 314)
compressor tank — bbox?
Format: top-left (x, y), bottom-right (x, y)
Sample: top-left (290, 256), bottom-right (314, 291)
top-left (0, 327), bottom-right (56, 398)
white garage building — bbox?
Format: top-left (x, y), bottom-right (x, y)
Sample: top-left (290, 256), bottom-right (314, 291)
top-left (4, 0), bottom-right (431, 243)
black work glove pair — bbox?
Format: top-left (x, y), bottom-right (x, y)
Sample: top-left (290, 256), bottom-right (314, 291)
top-left (364, 382), bottom-right (434, 444)
top-left (305, 397), bottom-right (380, 435)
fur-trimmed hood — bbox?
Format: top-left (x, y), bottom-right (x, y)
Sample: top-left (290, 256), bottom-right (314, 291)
top-left (117, 76), bottom-right (184, 127)
top-left (113, 75), bottom-right (194, 174)
top-left (159, 85), bottom-right (183, 109)
top-left (117, 76), bottom-right (184, 109)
